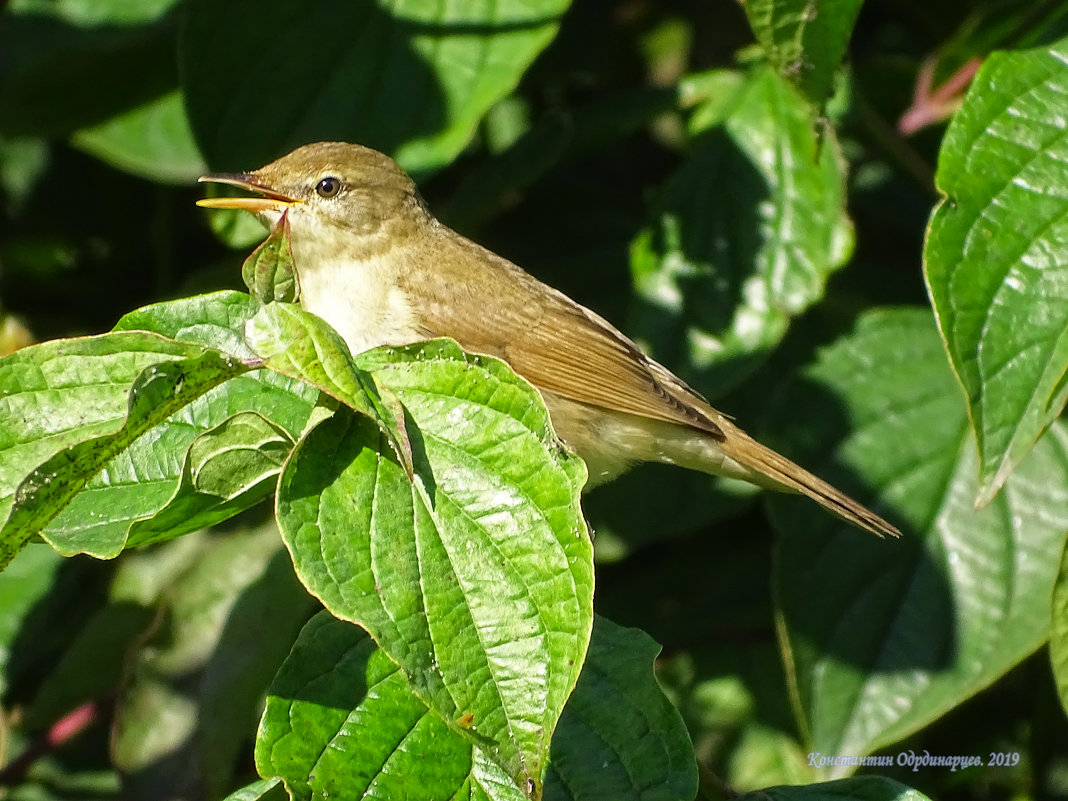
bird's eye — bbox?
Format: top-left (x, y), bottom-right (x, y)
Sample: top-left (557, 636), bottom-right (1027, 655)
top-left (315, 176), bottom-right (342, 198)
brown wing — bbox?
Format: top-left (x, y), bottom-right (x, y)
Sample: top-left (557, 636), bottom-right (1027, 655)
top-left (398, 229), bottom-right (901, 539)
top-left (400, 232), bottom-right (724, 438)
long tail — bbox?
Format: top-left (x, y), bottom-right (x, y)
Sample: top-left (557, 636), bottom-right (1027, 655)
top-left (717, 426), bottom-right (901, 539)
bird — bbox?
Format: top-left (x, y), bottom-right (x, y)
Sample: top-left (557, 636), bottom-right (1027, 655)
top-left (198, 141), bottom-right (900, 538)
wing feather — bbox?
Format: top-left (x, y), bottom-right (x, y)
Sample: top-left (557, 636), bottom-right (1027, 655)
top-left (400, 234), bottom-right (723, 437)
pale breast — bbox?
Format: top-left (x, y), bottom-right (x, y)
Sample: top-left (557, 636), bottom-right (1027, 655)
top-left (293, 247), bottom-right (422, 355)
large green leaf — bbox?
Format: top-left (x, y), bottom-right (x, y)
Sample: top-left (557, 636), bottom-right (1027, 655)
top-left (275, 338), bottom-right (592, 795)
top-left (768, 309), bottom-right (1068, 773)
top-left (257, 613), bottom-right (694, 801)
top-left (0, 333), bottom-right (245, 565)
top-left (924, 36), bottom-right (1068, 506)
top-left (182, 0), bottom-right (569, 175)
top-left (631, 67), bottom-right (852, 398)
top-left (0, 293), bottom-right (319, 566)
top-left (742, 0), bottom-right (864, 106)
top-left (32, 351), bottom-right (253, 559)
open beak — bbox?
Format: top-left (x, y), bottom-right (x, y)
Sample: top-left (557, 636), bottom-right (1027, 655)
top-left (196, 173), bottom-right (301, 213)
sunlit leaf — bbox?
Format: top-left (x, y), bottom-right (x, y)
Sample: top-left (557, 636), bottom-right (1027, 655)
top-left (276, 339), bottom-right (592, 793)
top-left (631, 67), bottom-right (852, 397)
top-left (924, 37), bottom-right (1068, 505)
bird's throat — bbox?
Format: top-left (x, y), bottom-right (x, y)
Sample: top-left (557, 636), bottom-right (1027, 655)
top-left (287, 214), bottom-right (423, 356)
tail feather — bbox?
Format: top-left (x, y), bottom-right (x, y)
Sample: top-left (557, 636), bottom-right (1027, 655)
top-left (718, 429), bottom-right (901, 539)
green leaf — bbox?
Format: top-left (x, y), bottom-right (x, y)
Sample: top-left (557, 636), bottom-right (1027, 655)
top-left (631, 67), bottom-right (853, 397)
top-left (0, 333), bottom-right (213, 510)
top-left (37, 365), bottom-right (317, 560)
top-left (542, 616), bottom-right (698, 800)
top-left (0, 334), bottom-right (245, 564)
top-left (736, 776), bottom-right (933, 801)
top-left (258, 614), bottom-right (694, 801)
top-left (241, 213), bottom-right (299, 304)
top-left (0, 293), bottom-right (320, 565)
top-left (0, 3), bottom-right (180, 137)
top-left (275, 339), bottom-right (592, 794)
top-left (245, 302), bottom-right (414, 474)
top-left (245, 302), bottom-right (374, 414)
top-left (107, 293), bottom-right (320, 550)
top-left (124, 411), bottom-right (293, 549)
top-left (113, 290), bottom-right (260, 357)
top-left (71, 89), bottom-right (205, 184)
top-left (29, 351), bottom-right (251, 558)
top-left (256, 612), bottom-right (478, 801)
top-left (742, 0), bottom-right (863, 106)
top-left (924, 37), bottom-right (1068, 506)
top-left (768, 308), bottom-right (1068, 773)
top-left (182, 0), bottom-right (569, 175)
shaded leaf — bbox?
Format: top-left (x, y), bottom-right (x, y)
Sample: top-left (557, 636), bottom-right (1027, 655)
top-left (112, 526), bottom-right (315, 801)
top-left (0, 544), bottom-right (64, 695)
top-left (0, 4), bottom-right (180, 136)
top-left (444, 70), bottom-right (740, 231)
top-left (258, 614), bottom-right (693, 801)
top-left (1051, 537), bottom-right (1068, 717)
top-left (542, 617), bottom-right (697, 801)
top-left (182, 0), bottom-right (569, 175)
top-left (768, 309), bottom-right (1068, 773)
